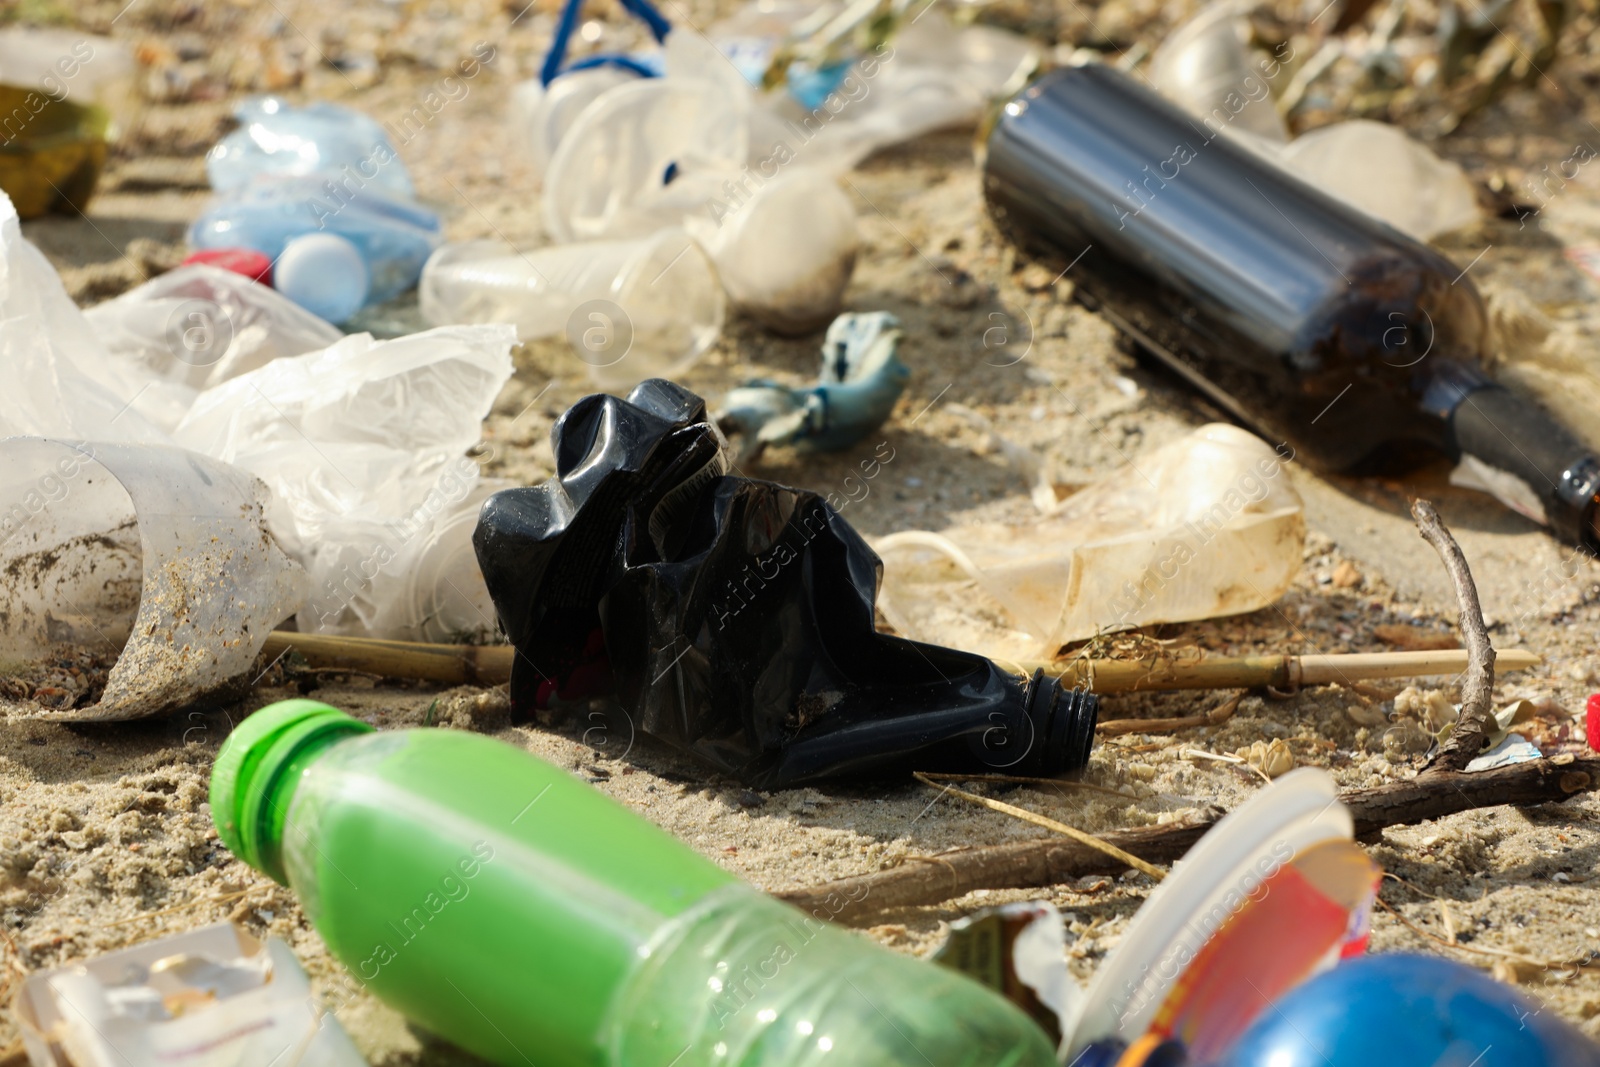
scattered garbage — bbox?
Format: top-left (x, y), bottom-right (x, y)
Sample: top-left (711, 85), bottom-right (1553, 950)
top-left (685, 165), bottom-right (859, 334)
top-left (208, 698), bottom-right (1062, 1067)
top-left (274, 232), bottom-right (371, 324)
top-left (420, 229), bottom-right (723, 389)
top-left (1149, 6), bottom-right (1481, 242)
top-left (985, 62), bottom-right (1600, 549)
top-left (474, 379), bottom-right (1099, 787)
top-left (0, 437), bottom-right (305, 721)
top-left (716, 310), bottom-right (907, 462)
top-left (188, 174), bottom-right (441, 317)
top-left (875, 424), bottom-right (1305, 662)
top-left (180, 247), bottom-right (275, 285)
top-left (14, 921), bottom-right (365, 1067)
top-left (1277, 120), bottom-right (1481, 243)
top-left (172, 324), bottom-right (515, 640)
top-left (205, 96), bottom-right (415, 197)
top-left (0, 29), bottom-right (134, 219)
top-left (84, 264), bottom-right (342, 430)
top-left (1208, 954), bottom-right (1600, 1066)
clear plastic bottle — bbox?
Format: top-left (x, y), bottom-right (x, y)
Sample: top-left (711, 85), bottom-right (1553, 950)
top-left (210, 701), bottom-right (1058, 1067)
top-left (419, 229), bottom-right (723, 388)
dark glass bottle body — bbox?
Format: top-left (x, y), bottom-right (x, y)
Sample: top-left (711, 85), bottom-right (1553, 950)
top-left (983, 63), bottom-right (1600, 547)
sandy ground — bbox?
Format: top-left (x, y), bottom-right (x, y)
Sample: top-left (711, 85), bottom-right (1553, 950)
top-left (4, 0), bottom-right (1600, 1061)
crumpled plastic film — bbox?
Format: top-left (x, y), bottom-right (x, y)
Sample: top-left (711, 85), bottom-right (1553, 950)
top-left (0, 438), bottom-right (306, 721)
top-left (172, 325), bottom-right (517, 637)
top-left (874, 424), bottom-right (1306, 662)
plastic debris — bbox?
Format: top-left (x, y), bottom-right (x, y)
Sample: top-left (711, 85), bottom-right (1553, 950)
top-left (1149, 10), bottom-right (1480, 242)
top-left (932, 902), bottom-right (1073, 1043)
top-left (14, 922), bottom-right (365, 1067)
top-left (1278, 120), bottom-right (1482, 242)
top-left (172, 325), bottom-right (515, 640)
top-left (188, 174), bottom-right (441, 309)
top-left (716, 310), bottom-right (908, 461)
top-left (511, 65), bottom-right (640, 180)
top-left (686, 165), bottom-right (859, 334)
top-left (206, 95), bottom-right (415, 197)
top-left (1210, 954), bottom-right (1600, 1066)
top-left (1062, 769), bottom-right (1378, 1059)
top-left (208, 698), bottom-right (1060, 1067)
top-left (420, 229), bottom-right (723, 389)
top-left (84, 264), bottom-right (342, 430)
top-left (474, 379), bottom-right (1099, 788)
top-left (875, 424), bottom-right (1306, 662)
top-left (274, 232), bottom-right (370, 324)
top-left (0, 438), bottom-right (305, 722)
top-left (180, 247), bottom-right (274, 285)
top-left (0, 30), bottom-right (134, 219)
top-left (1148, 2), bottom-right (1289, 144)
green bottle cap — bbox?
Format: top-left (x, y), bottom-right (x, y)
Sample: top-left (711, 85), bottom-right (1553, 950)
top-left (209, 699), bottom-right (373, 885)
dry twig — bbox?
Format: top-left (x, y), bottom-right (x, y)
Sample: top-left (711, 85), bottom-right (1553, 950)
top-left (1410, 499), bottom-right (1496, 772)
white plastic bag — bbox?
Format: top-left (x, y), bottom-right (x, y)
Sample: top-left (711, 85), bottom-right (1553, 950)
top-left (172, 324), bottom-right (516, 638)
top-left (874, 424), bottom-right (1306, 662)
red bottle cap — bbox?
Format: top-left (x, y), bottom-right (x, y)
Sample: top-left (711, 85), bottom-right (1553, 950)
top-left (183, 247), bottom-right (274, 286)
top-left (1587, 694), bottom-right (1600, 753)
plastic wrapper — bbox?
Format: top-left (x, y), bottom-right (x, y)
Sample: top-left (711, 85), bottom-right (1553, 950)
top-left (83, 265), bottom-right (342, 431)
top-left (716, 311), bottom-right (907, 461)
top-left (206, 95), bottom-right (414, 197)
top-left (172, 324), bottom-right (516, 639)
top-left (685, 165), bottom-right (858, 334)
top-left (419, 229), bottom-right (723, 389)
top-left (473, 379), bottom-right (1098, 788)
top-left (189, 175), bottom-right (442, 305)
top-left (1278, 119), bottom-right (1481, 242)
top-left (15, 922), bottom-right (365, 1067)
top-left (0, 438), bottom-right (306, 722)
top-left (874, 424), bottom-right (1305, 662)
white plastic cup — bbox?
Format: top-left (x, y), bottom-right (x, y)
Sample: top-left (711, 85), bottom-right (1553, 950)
top-left (511, 67), bottom-right (641, 180)
top-left (421, 228), bottom-right (724, 388)
top-left (689, 166), bottom-right (859, 335)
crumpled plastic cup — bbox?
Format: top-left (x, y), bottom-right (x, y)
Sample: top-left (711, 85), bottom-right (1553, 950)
top-left (1278, 120), bottom-right (1482, 242)
top-left (420, 230), bottom-right (723, 389)
top-left (0, 438), bottom-right (306, 721)
top-left (1149, 1), bottom-right (1290, 144)
top-left (874, 423), bottom-right (1307, 662)
top-left (541, 78), bottom-right (749, 242)
top-left (686, 165), bottom-right (858, 334)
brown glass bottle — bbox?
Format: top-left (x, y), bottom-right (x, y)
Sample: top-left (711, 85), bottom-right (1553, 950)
top-left (983, 62), bottom-right (1600, 548)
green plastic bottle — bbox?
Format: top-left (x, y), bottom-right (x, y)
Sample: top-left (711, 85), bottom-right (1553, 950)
top-left (209, 700), bottom-right (1058, 1067)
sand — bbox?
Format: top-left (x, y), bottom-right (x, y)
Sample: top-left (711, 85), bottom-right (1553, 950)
top-left (4, 0), bottom-right (1600, 1061)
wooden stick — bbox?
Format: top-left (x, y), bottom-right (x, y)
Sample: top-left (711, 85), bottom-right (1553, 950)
top-left (913, 772), bottom-right (1168, 880)
top-left (1410, 499), bottom-right (1495, 772)
top-left (1097, 691), bottom-right (1242, 736)
top-left (774, 755), bottom-right (1600, 923)
top-left (260, 632), bottom-right (1538, 693)
top-left (259, 632), bottom-right (515, 687)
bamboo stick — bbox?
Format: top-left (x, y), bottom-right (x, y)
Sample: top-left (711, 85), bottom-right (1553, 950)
top-left (260, 631), bottom-right (1539, 692)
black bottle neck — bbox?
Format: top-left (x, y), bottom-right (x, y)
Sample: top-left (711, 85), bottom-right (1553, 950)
top-left (1439, 373), bottom-right (1600, 549)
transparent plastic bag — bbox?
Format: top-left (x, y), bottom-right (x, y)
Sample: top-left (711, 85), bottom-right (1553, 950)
top-left (0, 191), bottom-right (167, 443)
top-left (0, 438), bottom-right (306, 721)
top-left (1278, 120), bottom-right (1481, 241)
top-left (172, 324), bottom-right (516, 638)
top-left (874, 424), bottom-right (1306, 661)
top-left (419, 230), bottom-right (722, 388)
top-left (84, 265), bottom-right (342, 428)
top-left (206, 95), bottom-right (415, 197)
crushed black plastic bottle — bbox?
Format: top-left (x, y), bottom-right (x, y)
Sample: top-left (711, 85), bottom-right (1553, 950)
top-left (473, 379), bottom-right (1099, 789)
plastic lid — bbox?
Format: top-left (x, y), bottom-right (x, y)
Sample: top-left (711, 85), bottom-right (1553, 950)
top-left (209, 699), bottom-right (373, 885)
